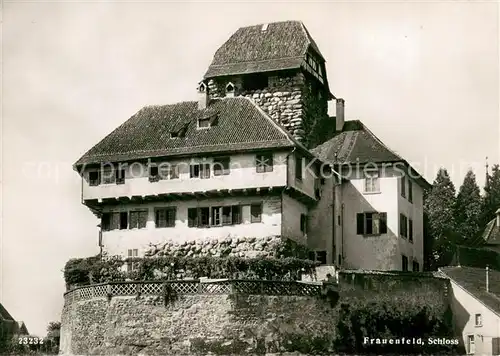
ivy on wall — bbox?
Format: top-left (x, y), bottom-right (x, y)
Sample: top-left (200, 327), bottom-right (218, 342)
top-left (64, 255), bottom-right (319, 288)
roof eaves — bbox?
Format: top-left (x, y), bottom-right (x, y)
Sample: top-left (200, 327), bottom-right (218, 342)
top-left (439, 267), bottom-right (500, 319)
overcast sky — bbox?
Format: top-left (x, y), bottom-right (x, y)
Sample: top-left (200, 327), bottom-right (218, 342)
top-left (2, 1), bottom-right (499, 336)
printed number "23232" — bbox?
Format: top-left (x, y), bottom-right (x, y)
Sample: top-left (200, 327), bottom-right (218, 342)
top-left (18, 337), bottom-right (44, 345)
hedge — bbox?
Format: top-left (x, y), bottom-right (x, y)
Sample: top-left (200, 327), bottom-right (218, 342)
top-left (64, 255), bottom-right (319, 288)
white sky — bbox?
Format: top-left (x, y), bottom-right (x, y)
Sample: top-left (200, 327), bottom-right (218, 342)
top-left (1, 1), bottom-right (499, 336)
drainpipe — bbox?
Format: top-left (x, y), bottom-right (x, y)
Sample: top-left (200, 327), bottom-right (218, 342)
top-left (281, 147), bottom-right (296, 236)
top-left (341, 202), bottom-right (345, 266)
top-left (486, 266), bottom-right (489, 293)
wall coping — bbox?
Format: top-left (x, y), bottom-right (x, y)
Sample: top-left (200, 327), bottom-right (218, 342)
top-left (63, 279), bottom-right (330, 305)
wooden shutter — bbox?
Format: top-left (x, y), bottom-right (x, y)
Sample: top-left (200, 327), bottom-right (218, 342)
top-left (357, 213), bottom-right (364, 235)
top-left (492, 337), bottom-right (500, 355)
top-left (111, 212), bottom-right (120, 230)
top-left (138, 211), bottom-right (148, 228)
top-left (129, 211), bottom-right (138, 229)
top-left (188, 208), bottom-right (198, 227)
top-left (380, 213), bottom-right (387, 234)
top-left (232, 205), bottom-right (241, 225)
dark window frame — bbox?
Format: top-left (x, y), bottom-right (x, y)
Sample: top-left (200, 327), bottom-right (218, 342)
top-left (129, 210), bottom-right (148, 229)
top-left (401, 176), bottom-right (406, 198)
top-left (402, 255), bottom-right (409, 271)
top-left (251, 203), bottom-right (262, 223)
top-left (213, 157), bottom-right (230, 176)
top-left (89, 171), bottom-right (100, 186)
top-left (300, 214), bottom-right (307, 234)
top-left (356, 212), bottom-right (387, 235)
top-left (413, 261), bottom-right (420, 272)
top-left (116, 169), bottom-right (125, 185)
top-left (256, 153), bottom-right (273, 173)
top-left (295, 155), bottom-right (303, 181)
top-left (408, 179), bottom-right (413, 203)
top-left (409, 219), bottom-right (414, 243)
top-left (400, 213), bottom-right (408, 238)
top-left (155, 207), bottom-right (176, 228)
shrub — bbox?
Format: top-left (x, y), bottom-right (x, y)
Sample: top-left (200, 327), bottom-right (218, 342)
top-left (63, 254), bottom-right (319, 287)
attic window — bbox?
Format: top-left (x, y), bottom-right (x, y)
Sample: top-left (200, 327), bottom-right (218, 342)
top-left (226, 82), bottom-right (235, 94)
top-left (198, 118), bottom-right (210, 129)
top-left (170, 132), bottom-right (179, 138)
top-left (243, 73), bottom-right (268, 91)
top-left (261, 23), bottom-right (268, 32)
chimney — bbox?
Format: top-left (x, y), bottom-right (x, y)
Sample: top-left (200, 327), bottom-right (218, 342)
top-left (496, 208), bottom-right (500, 227)
top-left (197, 82), bottom-right (208, 110)
top-left (486, 266), bottom-right (490, 292)
top-left (336, 98), bottom-right (345, 132)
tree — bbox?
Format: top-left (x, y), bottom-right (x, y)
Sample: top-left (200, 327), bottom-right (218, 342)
top-left (45, 321), bottom-right (61, 354)
top-left (482, 164), bottom-right (500, 227)
top-left (455, 170), bottom-right (482, 242)
top-left (424, 168), bottom-right (458, 267)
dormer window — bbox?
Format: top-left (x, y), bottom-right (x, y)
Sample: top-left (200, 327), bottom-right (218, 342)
top-left (198, 117), bottom-right (211, 129)
top-left (170, 132), bottom-right (179, 138)
top-left (225, 82), bottom-right (235, 97)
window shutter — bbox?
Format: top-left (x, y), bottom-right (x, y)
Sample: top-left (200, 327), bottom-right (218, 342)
top-left (129, 211), bottom-right (138, 229)
top-left (232, 205), bottom-right (241, 225)
top-left (111, 212), bottom-right (120, 230)
top-left (492, 337), bottom-right (500, 355)
top-left (188, 208), bottom-right (198, 227)
top-left (357, 213), bottom-right (364, 235)
top-left (380, 213), bottom-right (387, 234)
top-left (138, 211), bottom-right (148, 228)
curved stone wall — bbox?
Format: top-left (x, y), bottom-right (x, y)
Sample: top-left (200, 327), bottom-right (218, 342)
top-left (60, 290), bottom-right (336, 355)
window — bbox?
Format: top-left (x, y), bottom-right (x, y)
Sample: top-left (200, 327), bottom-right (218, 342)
top-left (413, 261), bottom-right (420, 272)
top-left (356, 212), bottom-right (387, 235)
top-left (149, 166), bottom-right (159, 182)
top-left (129, 210), bottom-right (148, 229)
top-left (256, 153), bottom-right (273, 173)
top-left (242, 73), bottom-right (268, 91)
top-left (198, 117), bottom-right (211, 129)
top-left (408, 179), bottom-right (413, 203)
top-left (295, 155), bottom-right (303, 181)
top-left (101, 213), bottom-right (111, 231)
top-left (119, 212), bottom-right (128, 230)
top-left (316, 251), bottom-right (327, 265)
top-left (190, 163), bottom-right (210, 179)
top-left (300, 214), bottom-right (307, 233)
top-left (314, 179), bottom-right (321, 199)
top-left (116, 169), bottom-right (125, 185)
top-left (155, 207), bottom-right (176, 228)
top-left (188, 205), bottom-right (241, 227)
top-left (402, 255), bottom-right (409, 271)
top-left (364, 170), bottom-right (380, 193)
top-left (212, 207), bottom-right (222, 226)
top-left (467, 335), bottom-right (475, 354)
top-left (251, 203), bottom-right (262, 223)
top-left (401, 177), bottom-right (406, 198)
top-left (188, 208), bottom-right (198, 227)
top-left (89, 171), bottom-right (100, 186)
top-left (199, 207), bottom-right (210, 226)
top-left (400, 213), bottom-right (408, 238)
top-left (102, 168), bottom-right (115, 184)
top-left (475, 314), bottom-right (482, 327)
top-left (213, 157), bottom-right (230, 176)
top-left (409, 219), bottom-right (413, 242)
top-left (127, 249), bottom-right (139, 272)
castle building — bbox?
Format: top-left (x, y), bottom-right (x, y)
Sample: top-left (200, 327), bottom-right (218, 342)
top-left (74, 20), bottom-right (430, 271)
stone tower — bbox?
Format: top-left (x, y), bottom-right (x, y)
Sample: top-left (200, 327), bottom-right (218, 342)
top-left (203, 20), bottom-right (336, 148)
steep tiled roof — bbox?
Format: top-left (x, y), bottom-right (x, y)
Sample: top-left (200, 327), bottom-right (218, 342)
top-left (311, 120), bottom-right (431, 188)
top-left (74, 97), bottom-right (304, 167)
top-left (311, 120), bottom-right (403, 164)
top-left (204, 20), bottom-right (324, 78)
top-left (0, 303), bottom-right (14, 321)
top-left (440, 266), bottom-right (500, 317)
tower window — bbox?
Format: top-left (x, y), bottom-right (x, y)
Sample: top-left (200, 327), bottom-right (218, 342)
top-left (242, 73), bottom-right (268, 91)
